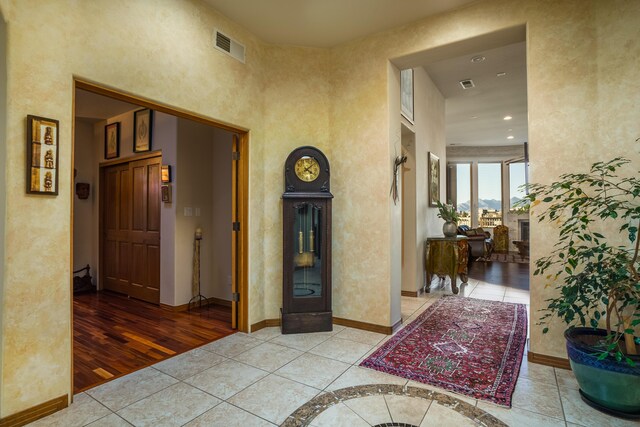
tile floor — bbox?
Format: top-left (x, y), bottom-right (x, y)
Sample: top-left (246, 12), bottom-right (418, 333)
top-left (31, 277), bottom-right (636, 426)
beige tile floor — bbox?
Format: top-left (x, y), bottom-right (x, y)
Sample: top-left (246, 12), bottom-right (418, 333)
top-left (30, 277), bottom-right (636, 426)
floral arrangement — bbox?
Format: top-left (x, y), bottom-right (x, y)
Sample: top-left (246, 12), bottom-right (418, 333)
top-left (436, 200), bottom-right (460, 223)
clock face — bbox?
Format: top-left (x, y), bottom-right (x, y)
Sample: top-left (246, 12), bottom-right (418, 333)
top-left (294, 156), bottom-right (320, 182)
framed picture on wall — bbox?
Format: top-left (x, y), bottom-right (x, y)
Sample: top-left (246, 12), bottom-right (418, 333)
top-left (428, 152), bottom-right (440, 207)
top-left (26, 115), bottom-right (59, 195)
top-left (104, 122), bottom-right (120, 159)
top-left (133, 108), bottom-right (153, 152)
top-left (400, 68), bottom-right (414, 123)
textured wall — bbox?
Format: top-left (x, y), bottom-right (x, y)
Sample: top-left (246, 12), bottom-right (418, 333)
top-left (0, 0), bottom-right (268, 416)
top-left (2, 0), bottom-right (640, 418)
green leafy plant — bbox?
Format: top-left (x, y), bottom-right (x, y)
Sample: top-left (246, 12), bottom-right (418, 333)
top-left (436, 200), bottom-right (460, 223)
top-left (524, 157), bottom-right (639, 364)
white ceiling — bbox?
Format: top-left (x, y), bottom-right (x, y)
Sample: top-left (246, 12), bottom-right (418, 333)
top-left (425, 41), bottom-right (528, 147)
top-left (75, 89), bottom-right (138, 122)
top-left (203, 0), bottom-right (477, 47)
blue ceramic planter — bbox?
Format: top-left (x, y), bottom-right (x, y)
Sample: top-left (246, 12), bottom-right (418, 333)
top-left (565, 327), bottom-right (640, 418)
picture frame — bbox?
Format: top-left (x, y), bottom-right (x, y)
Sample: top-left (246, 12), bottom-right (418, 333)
top-left (133, 108), bottom-right (153, 152)
top-left (26, 115), bottom-right (59, 195)
top-left (104, 122), bottom-right (120, 159)
top-left (400, 68), bottom-right (414, 123)
top-left (428, 152), bottom-right (440, 207)
top-left (161, 184), bottom-right (172, 203)
top-left (161, 165), bottom-right (172, 183)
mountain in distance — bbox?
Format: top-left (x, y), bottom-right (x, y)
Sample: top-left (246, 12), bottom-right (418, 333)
top-left (456, 198), bottom-right (521, 212)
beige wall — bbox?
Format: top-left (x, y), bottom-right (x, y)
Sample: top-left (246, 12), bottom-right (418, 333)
top-left (0, 8), bottom-right (6, 403)
top-left (210, 128), bottom-right (233, 302)
top-left (72, 120), bottom-right (98, 276)
top-left (2, 0), bottom-right (640, 418)
top-left (400, 67), bottom-right (446, 295)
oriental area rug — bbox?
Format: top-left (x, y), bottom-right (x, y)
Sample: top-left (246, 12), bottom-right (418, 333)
top-left (360, 296), bottom-right (527, 407)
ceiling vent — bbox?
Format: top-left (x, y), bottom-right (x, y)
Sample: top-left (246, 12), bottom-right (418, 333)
top-left (214, 29), bottom-right (245, 63)
top-left (459, 79), bottom-right (475, 89)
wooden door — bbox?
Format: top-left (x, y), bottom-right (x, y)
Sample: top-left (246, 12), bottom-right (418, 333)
top-left (101, 156), bottom-right (161, 304)
top-left (103, 163), bottom-right (131, 296)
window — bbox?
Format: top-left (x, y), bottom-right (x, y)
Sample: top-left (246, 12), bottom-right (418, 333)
top-left (509, 162), bottom-right (527, 210)
top-left (454, 163), bottom-right (471, 226)
top-left (477, 163), bottom-right (502, 227)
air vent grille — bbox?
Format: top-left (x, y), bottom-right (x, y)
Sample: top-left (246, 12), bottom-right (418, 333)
top-left (459, 79), bottom-right (475, 89)
top-left (216, 32), bottom-right (231, 52)
top-left (214, 29), bottom-right (245, 63)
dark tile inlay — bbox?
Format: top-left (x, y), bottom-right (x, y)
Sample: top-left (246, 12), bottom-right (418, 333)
top-left (281, 384), bottom-right (508, 427)
top-left (373, 423), bottom-right (419, 427)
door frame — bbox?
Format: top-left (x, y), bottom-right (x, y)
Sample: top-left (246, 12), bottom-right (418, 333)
top-left (71, 78), bottom-right (250, 393)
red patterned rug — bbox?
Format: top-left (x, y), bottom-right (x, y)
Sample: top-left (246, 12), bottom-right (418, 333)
top-left (360, 296), bottom-right (527, 407)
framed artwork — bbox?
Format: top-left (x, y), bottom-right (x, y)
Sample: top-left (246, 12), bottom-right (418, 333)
top-left (428, 152), bottom-right (440, 207)
top-left (161, 165), bottom-right (172, 183)
top-left (400, 68), bottom-right (414, 123)
top-left (104, 122), bottom-right (120, 159)
top-left (26, 115), bottom-right (59, 195)
top-left (133, 108), bottom-right (153, 152)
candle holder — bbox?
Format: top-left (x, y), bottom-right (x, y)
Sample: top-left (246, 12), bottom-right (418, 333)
top-left (189, 227), bottom-right (209, 311)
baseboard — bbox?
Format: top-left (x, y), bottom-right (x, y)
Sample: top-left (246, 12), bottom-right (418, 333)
top-left (251, 316), bottom-right (396, 335)
top-left (333, 316), bottom-right (394, 335)
top-left (251, 318), bottom-right (281, 332)
top-left (390, 318), bottom-right (403, 334)
top-left (401, 290), bottom-right (418, 297)
top-left (0, 395), bottom-right (68, 427)
top-left (161, 297), bottom-right (232, 312)
top-left (528, 351), bottom-right (571, 370)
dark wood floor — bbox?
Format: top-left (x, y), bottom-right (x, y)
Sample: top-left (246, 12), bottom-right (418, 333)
top-left (468, 258), bottom-right (530, 290)
top-left (74, 291), bottom-right (234, 393)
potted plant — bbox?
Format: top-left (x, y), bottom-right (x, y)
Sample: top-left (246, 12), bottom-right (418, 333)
top-left (524, 157), bottom-right (639, 417)
top-left (436, 200), bottom-right (460, 237)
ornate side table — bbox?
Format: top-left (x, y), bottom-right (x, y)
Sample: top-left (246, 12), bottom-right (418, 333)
top-left (424, 236), bottom-right (469, 294)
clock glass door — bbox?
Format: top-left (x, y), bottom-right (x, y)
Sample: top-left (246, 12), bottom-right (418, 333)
top-left (292, 202), bottom-right (322, 299)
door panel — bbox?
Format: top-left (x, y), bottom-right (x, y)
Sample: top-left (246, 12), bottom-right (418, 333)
top-left (101, 156), bottom-right (161, 304)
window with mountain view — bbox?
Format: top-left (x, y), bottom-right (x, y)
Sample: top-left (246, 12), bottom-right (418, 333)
top-left (509, 162), bottom-right (527, 209)
top-left (477, 163), bottom-right (502, 227)
top-left (455, 163), bottom-right (471, 226)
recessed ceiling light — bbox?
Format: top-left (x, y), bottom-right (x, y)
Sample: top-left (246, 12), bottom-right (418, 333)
top-left (471, 55), bottom-right (485, 63)
top-left (497, 72), bottom-right (507, 77)
top-left (503, 115), bottom-right (512, 120)
top-left (507, 135), bottom-right (514, 140)
top-left (471, 116), bottom-right (478, 119)
top-left (508, 128), bottom-right (513, 131)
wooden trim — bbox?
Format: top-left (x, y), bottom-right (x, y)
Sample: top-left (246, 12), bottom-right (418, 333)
top-left (160, 297), bottom-right (232, 312)
top-left (401, 290), bottom-right (418, 297)
top-left (528, 351), bottom-right (571, 370)
top-left (99, 150), bottom-right (162, 167)
top-left (0, 395), bottom-right (68, 427)
top-left (391, 318), bottom-right (403, 334)
top-left (75, 79), bottom-right (248, 134)
top-left (251, 318), bottom-right (281, 332)
top-left (237, 132), bottom-right (249, 332)
top-left (251, 316), bottom-right (399, 335)
top-left (333, 316), bottom-right (394, 335)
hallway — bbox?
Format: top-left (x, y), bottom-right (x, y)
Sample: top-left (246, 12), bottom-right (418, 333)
top-left (73, 292), bottom-right (234, 393)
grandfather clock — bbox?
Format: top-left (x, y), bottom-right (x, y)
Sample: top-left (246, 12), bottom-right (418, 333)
top-left (282, 146), bottom-right (333, 334)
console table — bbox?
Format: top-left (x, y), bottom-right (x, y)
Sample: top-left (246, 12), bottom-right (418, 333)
top-left (424, 236), bottom-right (469, 294)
